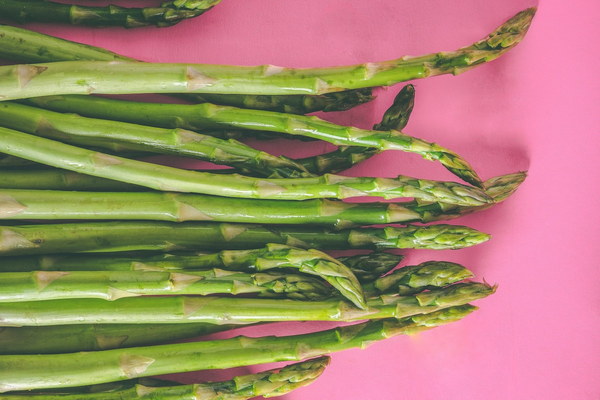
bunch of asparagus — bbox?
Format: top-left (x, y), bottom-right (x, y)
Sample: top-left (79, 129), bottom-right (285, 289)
top-left (0, 7), bottom-right (533, 398)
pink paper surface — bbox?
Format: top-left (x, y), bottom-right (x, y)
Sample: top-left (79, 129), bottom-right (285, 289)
top-left (8, 0), bottom-right (600, 398)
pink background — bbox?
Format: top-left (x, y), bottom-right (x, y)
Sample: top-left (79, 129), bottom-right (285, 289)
top-left (13, 0), bottom-right (600, 398)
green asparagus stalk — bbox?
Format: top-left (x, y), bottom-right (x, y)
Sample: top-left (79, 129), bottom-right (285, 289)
top-left (0, 102), bottom-right (311, 179)
top-left (0, 269), bottom-right (334, 302)
top-left (0, 357), bottom-right (330, 399)
top-left (0, 0), bottom-right (221, 28)
top-left (0, 323), bottom-right (239, 355)
top-left (0, 222), bottom-right (490, 256)
top-left (0, 281), bottom-right (493, 326)
top-left (0, 24), bottom-right (374, 114)
top-left (0, 305), bottom-right (477, 391)
top-left (0, 126), bottom-right (490, 205)
top-left (0, 188), bottom-right (490, 227)
top-left (25, 95), bottom-right (482, 186)
top-left (0, 8), bottom-right (535, 98)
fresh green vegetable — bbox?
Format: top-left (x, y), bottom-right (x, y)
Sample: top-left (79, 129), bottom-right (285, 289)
top-left (0, 222), bottom-right (490, 255)
top-left (0, 357), bottom-right (330, 399)
top-left (0, 305), bottom-right (477, 391)
top-left (0, 8), bottom-right (535, 98)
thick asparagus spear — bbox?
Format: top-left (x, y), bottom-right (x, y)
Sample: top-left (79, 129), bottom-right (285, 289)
top-left (26, 95), bottom-right (482, 186)
top-left (0, 102), bottom-right (311, 179)
top-left (0, 222), bottom-right (490, 256)
top-left (0, 126), bottom-right (490, 205)
top-left (0, 188), bottom-right (490, 226)
top-left (0, 305), bottom-right (477, 391)
top-left (0, 357), bottom-right (330, 399)
top-left (0, 281), bottom-right (493, 326)
top-left (0, 323), bottom-right (239, 355)
top-left (0, 8), bottom-right (535, 98)
top-left (0, 0), bottom-right (221, 28)
top-left (0, 24), bottom-right (374, 114)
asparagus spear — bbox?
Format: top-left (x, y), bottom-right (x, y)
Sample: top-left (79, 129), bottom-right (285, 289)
top-left (336, 252), bottom-right (403, 283)
top-left (0, 24), bottom-right (375, 114)
top-left (0, 0), bottom-right (221, 28)
top-left (0, 357), bottom-right (330, 399)
top-left (25, 95), bottom-right (482, 186)
top-left (0, 188), bottom-right (489, 226)
top-left (298, 84), bottom-right (415, 175)
top-left (0, 222), bottom-right (490, 255)
top-left (0, 8), bottom-right (535, 98)
top-left (0, 323), bottom-right (239, 355)
top-left (0, 281), bottom-right (493, 326)
top-left (0, 305), bottom-right (477, 391)
top-left (0, 126), bottom-right (490, 205)
top-left (0, 102), bottom-right (311, 179)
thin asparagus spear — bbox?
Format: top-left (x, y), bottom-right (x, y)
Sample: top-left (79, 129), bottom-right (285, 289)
top-left (0, 305), bottom-right (477, 391)
top-left (0, 102), bottom-right (311, 178)
top-left (0, 281), bottom-right (493, 326)
top-left (298, 84), bottom-right (415, 175)
top-left (0, 222), bottom-right (490, 256)
top-left (0, 127), bottom-right (490, 205)
top-left (0, 269), bottom-right (333, 302)
top-left (0, 24), bottom-right (375, 114)
top-left (0, 8), bottom-right (535, 98)
top-left (0, 357), bottom-right (330, 399)
top-left (26, 95), bottom-right (482, 186)
top-left (0, 0), bottom-right (221, 28)
top-left (0, 323), bottom-right (239, 355)
top-left (0, 188), bottom-right (491, 226)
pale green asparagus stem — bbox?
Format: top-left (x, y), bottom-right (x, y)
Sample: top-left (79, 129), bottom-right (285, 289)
top-left (0, 281), bottom-right (494, 326)
top-left (0, 126), bottom-right (491, 205)
top-left (0, 305), bottom-right (477, 391)
top-left (0, 9), bottom-right (535, 98)
top-left (0, 222), bottom-right (491, 255)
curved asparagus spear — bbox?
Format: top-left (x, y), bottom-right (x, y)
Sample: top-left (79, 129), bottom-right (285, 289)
top-left (0, 357), bottom-right (330, 399)
top-left (0, 281), bottom-right (494, 326)
top-left (0, 0), bottom-right (221, 28)
top-left (0, 24), bottom-right (375, 114)
top-left (0, 126), bottom-right (490, 205)
top-left (0, 323), bottom-right (239, 355)
top-left (0, 305), bottom-right (477, 391)
top-left (0, 269), bottom-right (333, 302)
top-left (0, 222), bottom-right (490, 256)
top-left (26, 95), bottom-right (482, 186)
top-left (0, 8), bottom-right (535, 98)
top-left (0, 102), bottom-right (311, 179)
top-left (373, 84), bottom-right (416, 131)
